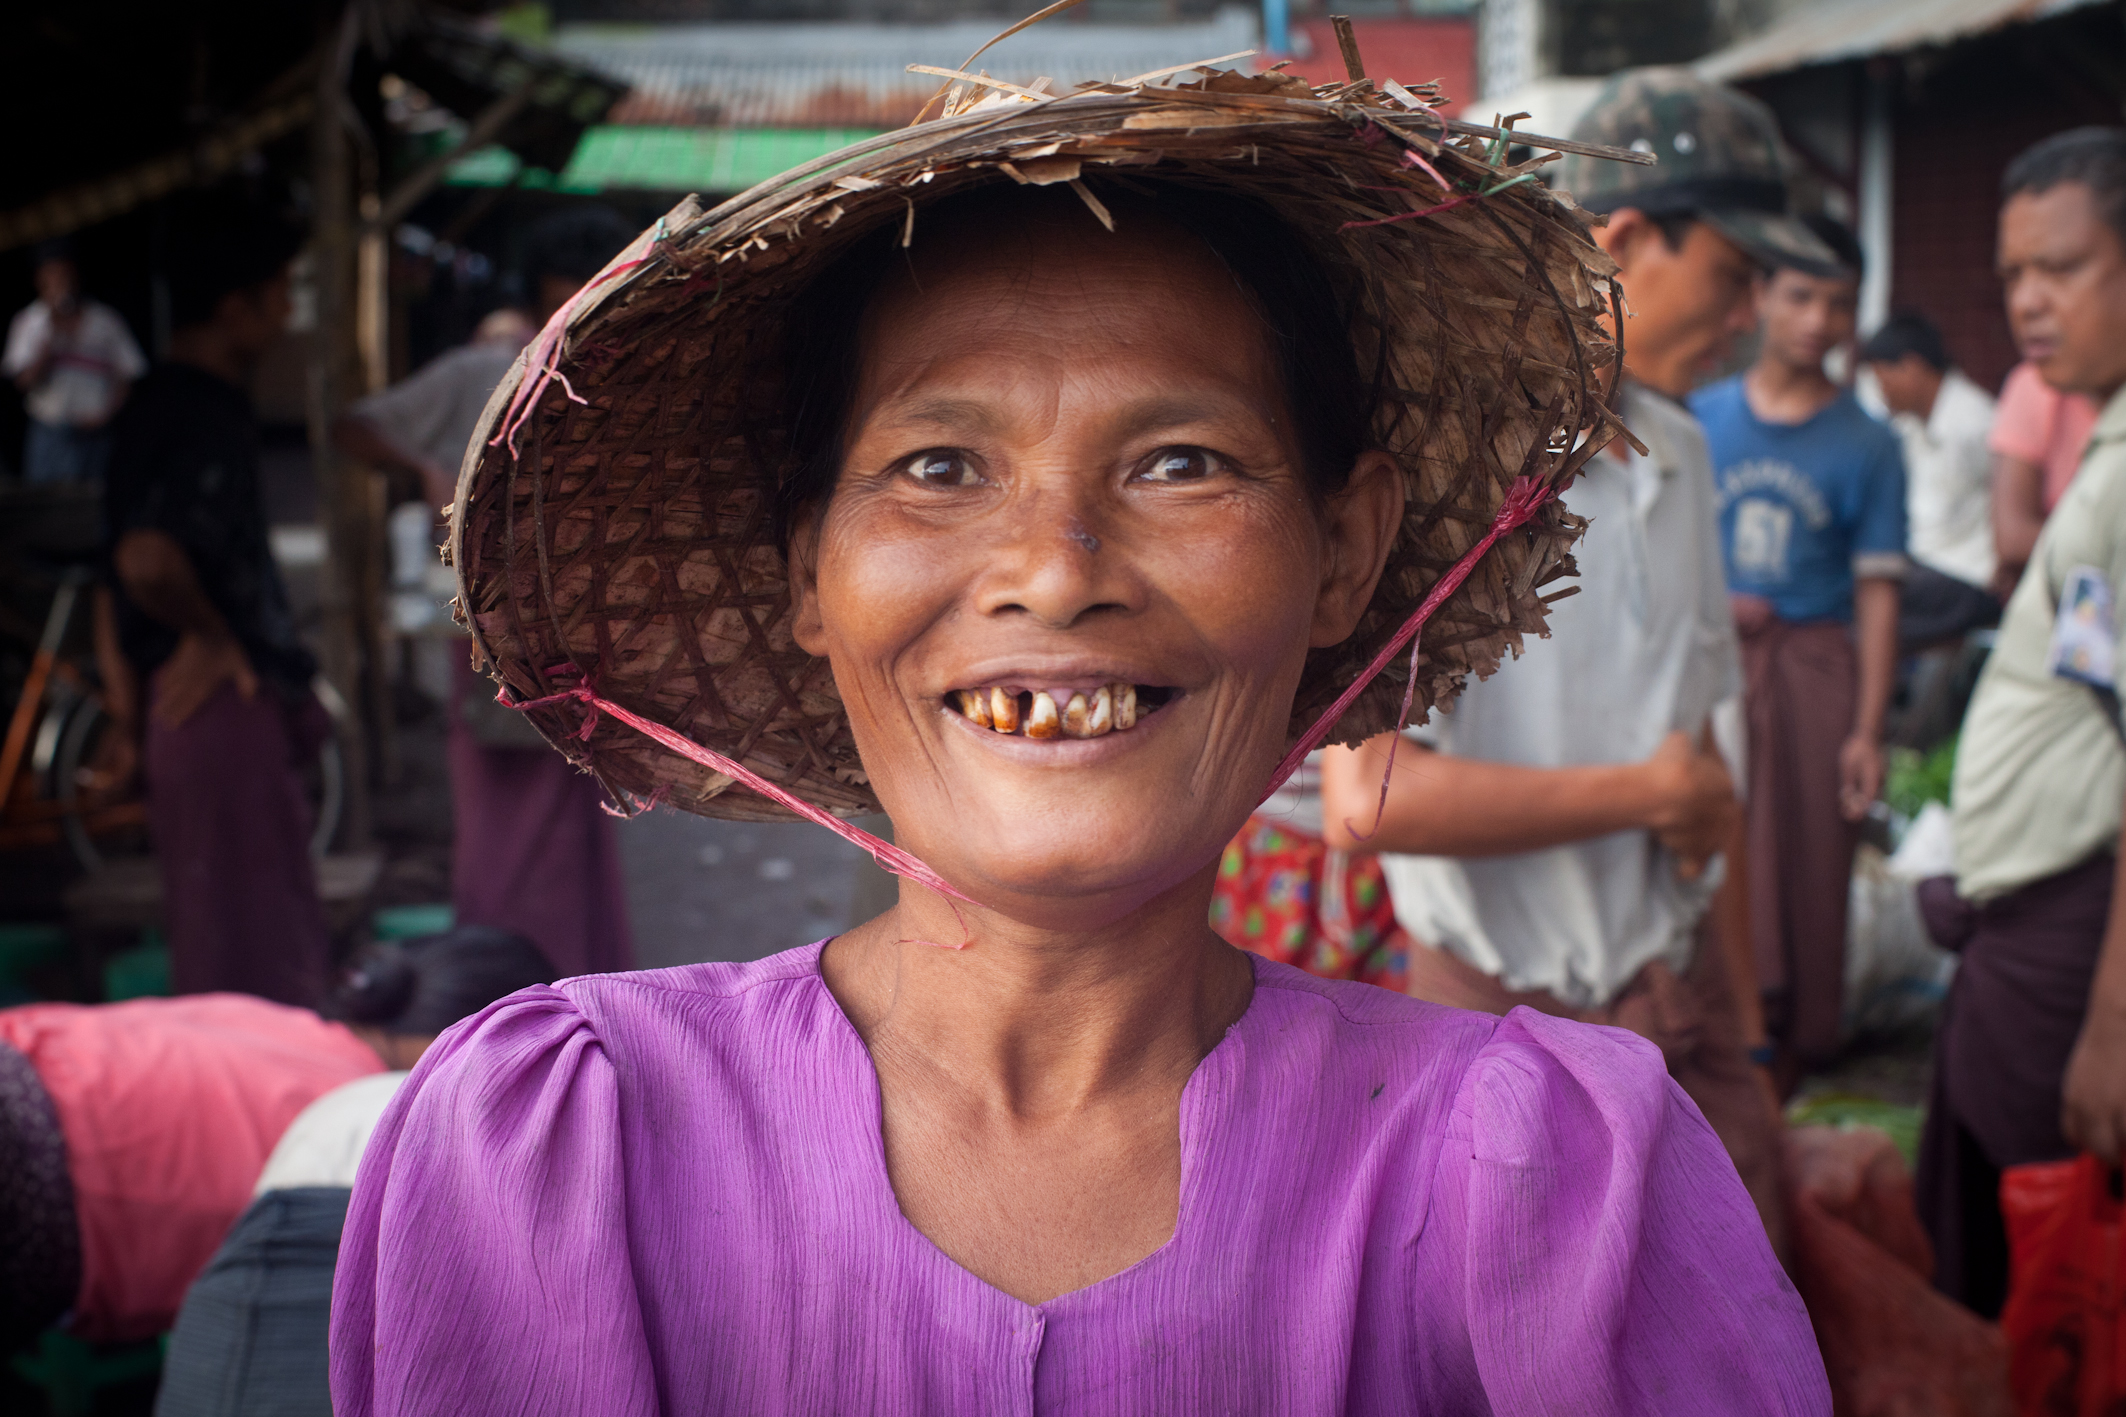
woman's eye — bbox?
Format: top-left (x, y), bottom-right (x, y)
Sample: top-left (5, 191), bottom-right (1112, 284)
top-left (1138, 447), bottom-right (1228, 483)
top-left (897, 449), bottom-right (981, 487)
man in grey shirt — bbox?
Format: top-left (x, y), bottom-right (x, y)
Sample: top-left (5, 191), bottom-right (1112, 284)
top-left (335, 207), bottom-right (640, 979)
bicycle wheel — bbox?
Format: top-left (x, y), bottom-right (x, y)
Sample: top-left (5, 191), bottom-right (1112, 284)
top-left (54, 691), bottom-right (346, 871)
top-left (53, 693), bottom-right (148, 872)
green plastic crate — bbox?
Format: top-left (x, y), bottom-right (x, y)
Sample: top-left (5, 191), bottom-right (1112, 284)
top-left (0, 923), bottom-right (66, 1003)
top-left (373, 903), bottom-right (455, 942)
top-left (102, 931), bottom-right (171, 1002)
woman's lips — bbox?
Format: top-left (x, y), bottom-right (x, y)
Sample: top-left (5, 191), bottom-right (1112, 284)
top-left (948, 682), bottom-right (1169, 740)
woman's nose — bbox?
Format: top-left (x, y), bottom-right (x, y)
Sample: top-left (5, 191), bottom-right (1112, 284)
top-left (972, 490), bottom-right (1131, 629)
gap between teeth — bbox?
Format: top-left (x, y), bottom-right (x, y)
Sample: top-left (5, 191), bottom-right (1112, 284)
top-left (955, 683), bottom-right (1139, 738)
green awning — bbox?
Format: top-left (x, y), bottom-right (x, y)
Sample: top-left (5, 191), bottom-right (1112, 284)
top-left (446, 125), bottom-right (883, 195)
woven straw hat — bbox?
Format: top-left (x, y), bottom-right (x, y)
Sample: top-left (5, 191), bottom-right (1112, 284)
top-left (447, 57), bottom-right (1638, 822)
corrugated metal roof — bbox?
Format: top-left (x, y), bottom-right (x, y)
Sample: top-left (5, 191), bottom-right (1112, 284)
top-left (1698, 0), bottom-right (2103, 80)
top-left (552, 11), bottom-right (1260, 128)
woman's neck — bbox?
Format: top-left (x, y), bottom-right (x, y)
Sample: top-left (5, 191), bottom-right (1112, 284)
top-left (822, 874), bottom-right (1254, 1117)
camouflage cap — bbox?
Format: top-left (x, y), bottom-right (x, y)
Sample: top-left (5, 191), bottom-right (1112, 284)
top-left (1555, 67), bottom-right (1840, 276)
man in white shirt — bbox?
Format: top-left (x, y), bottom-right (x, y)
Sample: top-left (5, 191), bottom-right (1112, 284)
top-left (4, 241), bottom-right (146, 485)
top-left (1859, 312), bottom-right (2002, 648)
top-left (1320, 68), bottom-right (1818, 1254)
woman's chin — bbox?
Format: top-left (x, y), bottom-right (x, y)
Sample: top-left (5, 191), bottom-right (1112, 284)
top-left (908, 815), bottom-right (1225, 923)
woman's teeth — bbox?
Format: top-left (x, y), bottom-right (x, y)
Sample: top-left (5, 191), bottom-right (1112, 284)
top-left (953, 683), bottom-right (1143, 739)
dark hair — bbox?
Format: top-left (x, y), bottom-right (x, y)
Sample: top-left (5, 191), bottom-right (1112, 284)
top-left (1858, 312), bottom-right (1949, 372)
top-left (331, 925), bottom-right (554, 1036)
top-left (522, 205), bottom-right (637, 288)
top-left (163, 187), bottom-right (306, 330)
top-left (1651, 211), bottom-right (1698, 254)
top-left (1796, 212), bottom-right (1863, 278)
top-left (2003, 127), bottom-right (2126, 244)
top-left (30, 237), bottom-right (74, 270)
top-left (771, 181), bottom-right (1375, 547)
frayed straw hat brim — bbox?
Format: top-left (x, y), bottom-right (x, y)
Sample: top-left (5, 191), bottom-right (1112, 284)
top-left (448, 63), bottom-right (1640, 822)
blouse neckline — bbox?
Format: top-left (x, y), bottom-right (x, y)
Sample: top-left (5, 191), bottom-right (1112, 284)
top-left (807, 942), bottom-right (1264, 1316)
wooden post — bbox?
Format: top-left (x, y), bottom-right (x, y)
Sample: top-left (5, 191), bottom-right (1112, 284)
top-left (306, 7), bottom-right (373, 847)
top-left (355, 194), bottom-right (399, 783)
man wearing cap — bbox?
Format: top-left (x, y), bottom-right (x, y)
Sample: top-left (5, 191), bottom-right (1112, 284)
top-left (1691, 215), bottom-right (1906, 1087)
top-left (1322, 67), bottom-right (1837, 1257)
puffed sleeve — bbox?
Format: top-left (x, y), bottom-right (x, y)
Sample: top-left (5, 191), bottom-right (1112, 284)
top-left (330, 988), bottom-right (657, 1417)
top-left (1430, 1008), bottom-right (1829, 1415)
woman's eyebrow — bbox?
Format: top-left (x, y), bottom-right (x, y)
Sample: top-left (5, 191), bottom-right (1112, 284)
top-left (858, 387), bottom-right (1278, 441)
top-left (860, 396), bottom-right (1003, 434)
top-left (1112, 392), bottom-right (1269, 431)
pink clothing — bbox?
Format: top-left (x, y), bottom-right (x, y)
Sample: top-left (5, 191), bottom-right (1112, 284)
top-left (0, 994), bottom-right (381, 1340)
top-left (333, 946), bottom-right (1830, 1414)
top-left (1990, 361), bottom-right (2100, 512)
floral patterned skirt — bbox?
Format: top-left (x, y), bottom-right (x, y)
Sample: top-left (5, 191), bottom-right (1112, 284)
top-left (1210, 817), bottom-right (1408, 991)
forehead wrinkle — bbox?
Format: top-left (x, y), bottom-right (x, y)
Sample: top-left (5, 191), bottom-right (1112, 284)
top-left (851, 221), bottom-right (1287, 450)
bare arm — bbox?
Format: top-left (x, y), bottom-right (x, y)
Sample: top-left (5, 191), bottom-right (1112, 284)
top-left (334, 411), bottom-right (454, 510)
top-left (91, 586), bottom-right (137, 734)
top-left (1319, 727), bottom-right (1736, 876)
top-left (1838, 576), bottom-right (1899, 821)
top-left (114, 530), bottom-right (230, 638)
top-left (1991, 452), bottom-right (2046, 597)
top-left (11, 343), bottom-right (54, 394)
top-left (112, 529), bottom-right (255, 727)
top-left (2063, 781), bottom-right (2126, 1162)
top-left (91, 375), bottom-right (132, 428)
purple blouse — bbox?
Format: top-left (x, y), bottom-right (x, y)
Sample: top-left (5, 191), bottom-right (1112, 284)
top-left (331, 945), bottom-right (1829, 1414)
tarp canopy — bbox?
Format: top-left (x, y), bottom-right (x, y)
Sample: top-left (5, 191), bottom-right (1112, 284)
top-left (446, 125), bottom-right (882, 194)
top-left (1699, 0), bottom-right (2104, 80)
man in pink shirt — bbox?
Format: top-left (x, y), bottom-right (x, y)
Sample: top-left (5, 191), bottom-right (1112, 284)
top-left (1990, 359), bottom-right (2099, 595)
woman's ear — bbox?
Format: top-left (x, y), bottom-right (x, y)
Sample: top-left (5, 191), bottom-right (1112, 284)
top-left (787, 506), bottom-right (830, 657)
top-left (1310, 450), bottom-right (1404, 648)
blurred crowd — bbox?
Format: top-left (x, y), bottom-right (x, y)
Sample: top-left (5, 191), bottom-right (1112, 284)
top-left (4, 46), bottom-right (2125, 1417)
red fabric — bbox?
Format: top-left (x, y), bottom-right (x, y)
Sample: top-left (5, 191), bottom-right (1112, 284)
top-left (2001, 1155), bottom-right (2126, 1415)
top-left (1990, 362), bottom-right (2100, 514)
top-left (1210, 817), bottom-right (1406, 990)
top-left (1280, 17), bottom-right (1476, 114)
top-left (1785, 1125), bottom-right (2011, 1417)
top-left (0, 994), bottom-right (381, 1340)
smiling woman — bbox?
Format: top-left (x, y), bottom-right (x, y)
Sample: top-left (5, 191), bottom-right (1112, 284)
top-left (330, 67), bottom-right (1832, 1415)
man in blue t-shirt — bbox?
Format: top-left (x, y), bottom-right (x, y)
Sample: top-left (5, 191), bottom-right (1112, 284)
top-left (1691, 214), bottom-right (1908, 1084)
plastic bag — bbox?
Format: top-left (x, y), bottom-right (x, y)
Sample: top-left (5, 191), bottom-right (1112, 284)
top-left (2000, 1155), bottom-right (2126, 1415)
top-left (1846, 833), bottom-right (1958, 1040)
